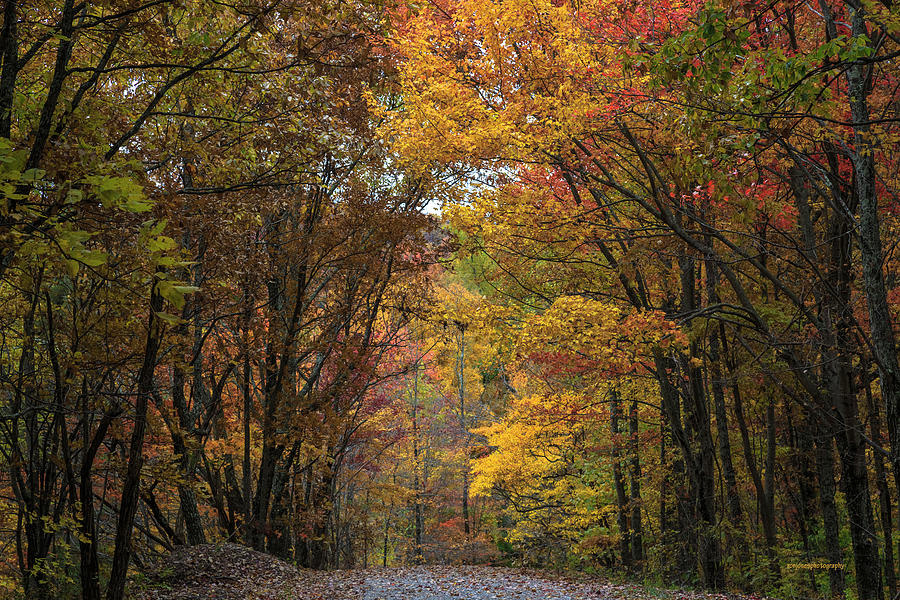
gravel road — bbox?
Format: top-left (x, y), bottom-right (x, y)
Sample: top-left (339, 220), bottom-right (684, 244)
top-left (137, 544), bottom-right (756, 600)
top-left (359, 566), bottom-right (605, 600)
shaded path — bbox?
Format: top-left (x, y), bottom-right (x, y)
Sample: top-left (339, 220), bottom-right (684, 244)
top-left (360, 566), bottom-right (595, 600)
top-left (136, 544), bottom-right (757, 600)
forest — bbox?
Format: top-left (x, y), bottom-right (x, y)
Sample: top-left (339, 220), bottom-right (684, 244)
top-left (0, 0), bottom-right (899, 598)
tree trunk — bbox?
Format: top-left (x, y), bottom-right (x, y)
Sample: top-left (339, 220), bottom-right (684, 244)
top-left (79, 408), bottom-right (116, 600)
top-left (107, 282), bottom-right (164, 600)
top-left (835, 423), bottom-right (883, 600)
top-left (383, 506), bottom-right (390, 567)
top-left (611, 390), bottom-right (632, 567)
top-left (629, 398), bottom-right (643, 563)
top-left (708, 260), bottom-right (741, 523)
top-left (710, 329), bottom-right (742, 522)
top-left (653, 349), bottom-right (694, 580)
top-left (764, 400), bottom-right (780, 581)
top-left (412, 363), bottom-right (424, 564)
top-left (789, 406), bottom-right (820, 594)
top-left (728, 336), bottom-right (779, 582)
top-left (866, 381), bottom-right (897, 598)
top-left (679, 256), bottom-right (724, 589)
top-left (816, 433), bottom-right (846, 598)
top-left (457, 324), bottom-right (471, 541)
top-left (170, 366), bottom-right (206, 546)
top-left (242, 287), bottom-right (254, 543)
top-left (843, 0), bottom-right (900, 525)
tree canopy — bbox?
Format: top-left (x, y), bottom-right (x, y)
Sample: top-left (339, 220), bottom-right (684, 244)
top-left (2, 0), bottom-right (900, 598)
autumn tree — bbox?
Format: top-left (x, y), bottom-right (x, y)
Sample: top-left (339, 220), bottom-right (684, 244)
top-left (0, 0), bottom-right (436, 595)
top-left (381, 0), bottom-right (900, 596)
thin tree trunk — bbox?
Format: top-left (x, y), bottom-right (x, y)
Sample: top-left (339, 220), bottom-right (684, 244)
top-left (790, 406), bottom-right (820, 594)
top-left (383, 506), bottom-right (389, 567)
top-left (611, 389), bottom-right (632, 567)
top-left (79, 407), bottom-right (116, 600)
top-left (629, 398), bottom-right (643, 563)
top-left (729, 344), bottom-right (779, 582)
top-left (251, 269), bottom-right (286, 550)
top-left (242, 306), bottom-right (253, 544)
top-left (835, 423), bottom-right (883, 600)
top-left (170, 367), bottom-right (206, 546)
top-left (815, 433), bottom-right (846, 598)
top-left (708, 251), bottom-right (741, 523)
top-left (710, 327), bottom-right (741, 522)
top-left (679, 256), bottom-right (723, 589)
top-left (866, 380), bottom-right (897, 598)
top-left (107, 282), bottom-right (164, 600)
top-left (659, 417), bottom-right (668, 535)
top-left (171, 142), bottom-right (207, 547)
top-left (412, 362), bottom-right (424, 564)
top-left (764, 400), bottom-right (780, 581)
top-left (653, 349), bottom-right (693, 579)
top-left (457, 324), bottom-right (471, 541)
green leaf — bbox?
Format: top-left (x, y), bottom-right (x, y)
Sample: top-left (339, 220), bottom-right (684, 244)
top-left (154, 256), bottom-right (177, 267)
top-left (60, 229), bottom-right (92, 245)
top-left (123, 196), bottom-right (152, 212)
top-left (65, 189), bottom-right (83, 204)
top-left (148, 235), bottom-right (177, 253)
top-left (156, 279), bottom-right (186, 309)
top-left (84, 175), bottom-right (151, 212)
top-left (173, 285), bottom-right (200, 295)
top-left (154, 311), bottom-right (182, 325)
top-left (21, 168), bottom-right (46, 182)
top-left (78, 250), bottom-right (108, 267)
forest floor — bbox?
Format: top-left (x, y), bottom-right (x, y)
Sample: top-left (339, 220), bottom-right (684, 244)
top-left (132, 543), bottom-right (767, 600)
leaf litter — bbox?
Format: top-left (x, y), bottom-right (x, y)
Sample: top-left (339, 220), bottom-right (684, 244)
top-left (133, 544), bottom-right (776, 600)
